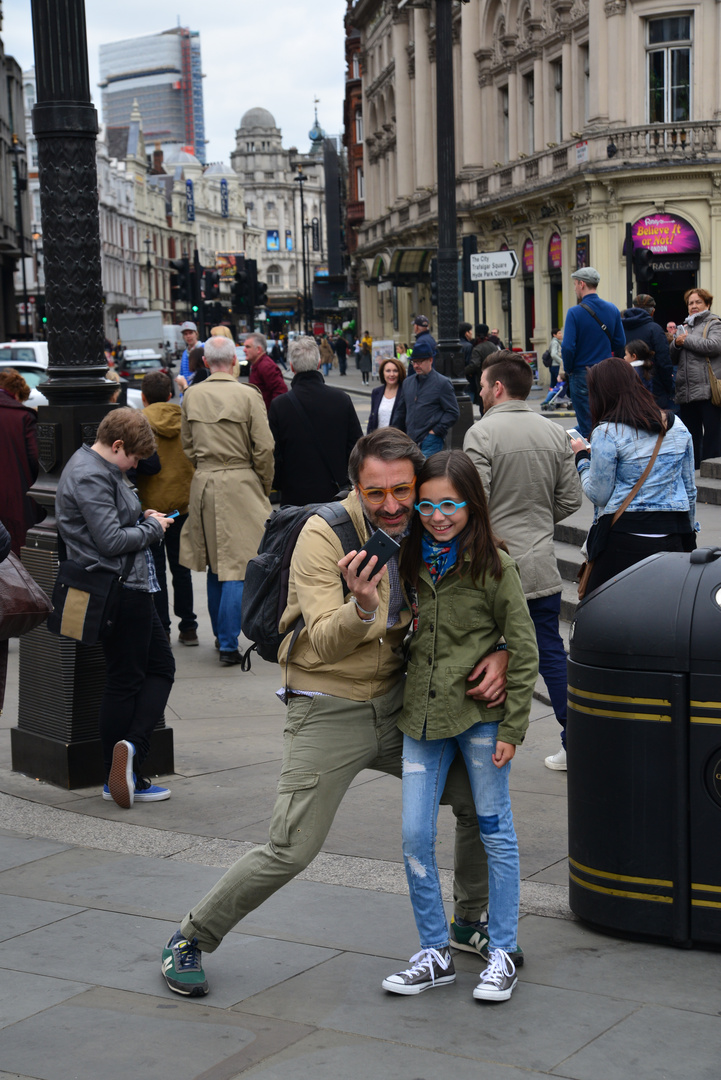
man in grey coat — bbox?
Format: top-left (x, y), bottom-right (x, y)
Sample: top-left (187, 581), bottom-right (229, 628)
top-left (464, 353), bottom-right (582, 770)
top-left (392, 340), bottom-right (459, 457)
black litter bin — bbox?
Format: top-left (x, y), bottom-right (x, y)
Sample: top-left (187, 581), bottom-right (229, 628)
top-left (567, 548), bottom-right (721, 947)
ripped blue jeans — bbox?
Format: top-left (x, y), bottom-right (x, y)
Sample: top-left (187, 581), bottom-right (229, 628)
top-left (401, 722), bottom-right (519, 954)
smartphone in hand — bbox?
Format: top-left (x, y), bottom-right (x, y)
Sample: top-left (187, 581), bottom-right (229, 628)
top-left (356, 529), bottom-right (401, 576)
top-left (567, 428), bottom-right (590, 449)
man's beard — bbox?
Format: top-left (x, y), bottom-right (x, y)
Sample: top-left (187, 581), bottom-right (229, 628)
top-left (364, 500), bottom-right (413, 538)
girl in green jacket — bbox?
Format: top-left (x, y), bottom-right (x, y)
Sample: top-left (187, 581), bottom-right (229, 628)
top-left (382, 450), bottom-right (538, 1003)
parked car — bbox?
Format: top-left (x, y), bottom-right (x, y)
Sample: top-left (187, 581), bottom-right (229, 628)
top-left (0, 341), bottom-right (49, 367)
top-left (116, 349), bottom-right (169, 388)
top-left (235, 345), bottom-right (250, 378)
top-left (0, 358), bottom-right (49, 408)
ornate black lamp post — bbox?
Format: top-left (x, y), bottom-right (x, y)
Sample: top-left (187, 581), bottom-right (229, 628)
top-left (294, 167), bottom-right (311, 334)
top-left (11, 0), bottom-right (173, 788)
top-left (435, 0), bottom-right (473, 443)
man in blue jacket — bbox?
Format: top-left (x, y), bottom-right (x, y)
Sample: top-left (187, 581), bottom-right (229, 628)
top-left (561, 267), bottom-right (625, 437)
top-left (392, 340), bottom-right (459, 456)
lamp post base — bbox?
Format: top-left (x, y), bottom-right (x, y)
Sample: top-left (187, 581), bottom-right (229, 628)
top-left (10, 726), bottom-right (174, 790)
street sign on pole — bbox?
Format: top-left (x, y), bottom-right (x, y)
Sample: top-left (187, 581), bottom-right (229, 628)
top-left (470, 250), bottom-right (519, 281)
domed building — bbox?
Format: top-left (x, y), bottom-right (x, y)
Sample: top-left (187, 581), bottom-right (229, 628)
top-left (231, 106), bottom-right (329, 332)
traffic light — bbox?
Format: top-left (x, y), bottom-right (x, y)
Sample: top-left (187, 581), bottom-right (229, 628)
top-left (633, 246), bottom-right (654, 285)
top-left (255, 279), bottom-right (268, 307)
top-left (430, 257), bottom-right (438, 308)
top-left (169, 257), bottom-right (191, 302)
top-left (204, 269), bottom-right (220, 300)
top-left (232, 261), bottom-right (251, 314)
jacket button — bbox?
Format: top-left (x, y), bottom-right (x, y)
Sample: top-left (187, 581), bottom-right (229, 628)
top-left (429, 623), bottom-right (434, 632)
top-left (429, 689), bottom-right (436, 699)
top-left (427, 656), bottom-right (432, 665)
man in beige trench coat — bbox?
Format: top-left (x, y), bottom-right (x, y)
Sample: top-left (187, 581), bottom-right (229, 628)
top-left (180, 336), bottom-right (274, 665)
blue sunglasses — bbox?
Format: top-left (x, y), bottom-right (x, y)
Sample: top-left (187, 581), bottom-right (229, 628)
top-left (415, 500), bottom-right (467, 517)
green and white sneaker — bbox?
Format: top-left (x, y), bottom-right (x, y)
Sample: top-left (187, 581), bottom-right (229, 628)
top-left (450, 916), bottom-right (524, 967)
top-left (473, 948), bottom-right (518, 1002)
top-left (161, 929), bottom-right (209, 997)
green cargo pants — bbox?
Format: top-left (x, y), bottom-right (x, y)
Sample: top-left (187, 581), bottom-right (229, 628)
top-left (182, 681), bottom-right (489, 952)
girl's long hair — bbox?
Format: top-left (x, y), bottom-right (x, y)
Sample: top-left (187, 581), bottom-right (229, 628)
top-left (587, 356), bottom-right (665, 433)
top-left (401, 450), bottom-right (506, 588)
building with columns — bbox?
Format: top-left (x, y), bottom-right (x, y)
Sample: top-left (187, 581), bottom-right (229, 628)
top-left (349, 0), bottom-right (721, 363)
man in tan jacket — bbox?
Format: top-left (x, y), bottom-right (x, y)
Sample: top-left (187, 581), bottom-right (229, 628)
top-left (464, 353), bottom-right (582, 771)
top-left (179, 336), bottom-right (274, 666)
top-left (161, 428), bottom-right (509, 997)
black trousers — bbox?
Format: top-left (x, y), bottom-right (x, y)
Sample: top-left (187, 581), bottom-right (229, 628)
top-left (679, 400), bottom-right (721, 468)
top-left (585, 531), bottom-right (686, 595)
top-left (149, 513), bottom-right (197, 633)
top-left (98, 589), bottom-right (175, 779)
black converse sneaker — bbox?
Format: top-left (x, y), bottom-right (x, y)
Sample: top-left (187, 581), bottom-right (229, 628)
top-left (382, 947), bottom-right (456, 995)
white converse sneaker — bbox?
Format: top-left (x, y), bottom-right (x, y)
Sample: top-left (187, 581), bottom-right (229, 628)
top-left (473, 948), bottom-right (518, 1002)
top-left (382, 947), bottom-right (456, 995)
top-left (544, 747), bottom-right (567, 771)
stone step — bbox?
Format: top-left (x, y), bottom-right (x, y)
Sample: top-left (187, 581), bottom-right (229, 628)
top-left (555, 539), bottom-right (584, 584)
top-left (700, 457), bottom-right (721, 480)
top-left (560, 579), bottom-right (580, 624)
top-left (554, 520), bottom-right (588, 548)
top-left (696, 476), bottom-right (721, 505)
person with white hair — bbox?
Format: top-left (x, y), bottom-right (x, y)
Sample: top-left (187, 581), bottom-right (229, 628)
top-left (179, 337), bottom-right (274, 666)
top-left (267, 335), bottom-right (362, 506)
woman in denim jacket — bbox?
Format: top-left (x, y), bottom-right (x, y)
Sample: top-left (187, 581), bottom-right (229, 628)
top-left (569, 357), bottom-right (697, 594)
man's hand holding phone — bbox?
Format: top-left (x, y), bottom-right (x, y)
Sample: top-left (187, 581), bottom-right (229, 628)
top-left (338, 530), bottom-right (400, 621)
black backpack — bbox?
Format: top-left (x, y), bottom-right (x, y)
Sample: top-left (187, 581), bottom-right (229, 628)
top-left (541, 348), bottom-right (552, 368)
top-left (241, 501), bottom-right (361, 665)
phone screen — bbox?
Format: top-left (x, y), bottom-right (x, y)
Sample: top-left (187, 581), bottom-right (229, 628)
top-left (356, 529), bottom-right (401, 576)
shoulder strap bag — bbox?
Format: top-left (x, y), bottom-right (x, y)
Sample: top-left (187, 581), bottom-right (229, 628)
top-left (0, 552), bottom-right (53, 641)
top-left (700, 319), bottom-right (721, 407)
top-left (577, 426), bottom-right (666, 600)
top-left (47, 550), bottom-right (135, 646)
top-left (579, 302), bottom-right (613, 344)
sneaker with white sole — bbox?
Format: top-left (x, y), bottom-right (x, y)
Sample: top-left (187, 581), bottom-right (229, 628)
top-left (108, 740), bottom-right (135, 808)
top-left (161, 929), bottom-right (209, 997)
top-left (382, 947), bottom-right (456, 995)
top-left (450, 916), bottom-right (525, 967)
top-left (102, 774), bottom-right (170, 803)
top-left (473, 948), bottom-right (518, 1002)
top-left (544, 747), bottom-right (567, 771)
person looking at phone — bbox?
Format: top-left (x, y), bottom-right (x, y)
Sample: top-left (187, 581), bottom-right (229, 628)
top-left (160, 428), bottom-right (509, 998)
top-left (55, 408), bottom-right (176, 808)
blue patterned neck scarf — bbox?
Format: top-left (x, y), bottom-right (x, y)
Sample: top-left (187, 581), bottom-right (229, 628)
top-left (422, 533), bottom-right (459, 583)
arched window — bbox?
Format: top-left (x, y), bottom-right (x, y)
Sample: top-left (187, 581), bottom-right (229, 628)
top-left (267, 264), bottom-right (282, 286)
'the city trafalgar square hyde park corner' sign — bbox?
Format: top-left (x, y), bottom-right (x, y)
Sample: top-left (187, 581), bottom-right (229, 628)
top-left (470, 250), bottom-right (519, 281)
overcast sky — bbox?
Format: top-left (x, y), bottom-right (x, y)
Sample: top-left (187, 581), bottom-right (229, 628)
top-left (1, 1), bottom-right (349, 163)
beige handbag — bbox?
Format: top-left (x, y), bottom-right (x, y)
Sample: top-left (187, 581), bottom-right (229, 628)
top-left (701, 319), bottom-right (721, 407)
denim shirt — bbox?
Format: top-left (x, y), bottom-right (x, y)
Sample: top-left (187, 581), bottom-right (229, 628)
top-left (577, 418), bottom-right (697, 530)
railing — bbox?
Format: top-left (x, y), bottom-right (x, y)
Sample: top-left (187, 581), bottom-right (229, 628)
top-left (500, 168), bottom-right (513, 188)
top-left (608, 121), bottom-right (717, 158)
top-left (525, 159), bottom-right (538, 181)
top-left (553, 148), bottom-right (567, 172)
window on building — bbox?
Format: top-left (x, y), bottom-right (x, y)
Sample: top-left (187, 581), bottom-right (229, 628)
top-left (352, 54), bottom-right (360, 80)
top-left (355, 108), bottom-right (364, 144)
top-left (267, 264), bottom-right (282, 286)
top-left (524, 74), bottom-right (534, 155)
top-left (356, 166), bottom-right (365, 201)
top-left (647, 16), bottom-right (691, 123)
top-left (552, 62), bottom-right (563, 142)
top-left (581, 45), bottom-right (590, 124)
top-left (246, 141), bottom-right (255, 152)
top-left (500, 85), bottom-right (509, 162)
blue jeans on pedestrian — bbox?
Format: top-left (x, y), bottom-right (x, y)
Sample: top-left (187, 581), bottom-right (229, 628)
top-left (527, 592), bottom-right (567, 748)
top-left (322, 362), bottom-right (332, 376)
top-left (419, 432), bottom-right (445, 458)
top-left (206, 571), bottom-right (244, 652)
top-left (568, 369), bottom-right (592, 439)
top-left (401, 722), bottom-right (519, 953)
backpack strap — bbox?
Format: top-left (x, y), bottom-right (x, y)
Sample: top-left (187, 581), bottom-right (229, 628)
top-left (282, 503), bottom-right (362, 699)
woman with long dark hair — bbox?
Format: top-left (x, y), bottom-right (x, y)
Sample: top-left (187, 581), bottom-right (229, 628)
top-left (381, 450), bottom-right (538, 1004)
top-left (569, 357), bottom-right (697, 595)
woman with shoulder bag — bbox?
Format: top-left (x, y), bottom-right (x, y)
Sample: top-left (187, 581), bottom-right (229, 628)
top-left (570, 357), bottom-right (697, 597)
top-left (670, 287), bottom-right (721, 467)
top-left (55, 409), bottom-right (176, 809)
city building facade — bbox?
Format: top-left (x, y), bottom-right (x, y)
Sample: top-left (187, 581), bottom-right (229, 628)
top-left (230, 106), bottom-right (328, 332)
top-left (0, 39), bottom-right (31, 340)
top-left (349, 0), bottom-right (721, 361)
top-left (99, 27), bottom-right (206, 165)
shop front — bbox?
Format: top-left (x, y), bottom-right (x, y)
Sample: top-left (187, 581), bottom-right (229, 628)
top-left (549, 232), bottom-right (563, 330)
top-left (630, 212), bottom-right (700, 328)
top-left (522, 238), bottom-right (535, 350)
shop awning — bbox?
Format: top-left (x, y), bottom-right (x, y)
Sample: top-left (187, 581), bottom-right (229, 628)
top-left (388, 247), bottom-right (435, 283)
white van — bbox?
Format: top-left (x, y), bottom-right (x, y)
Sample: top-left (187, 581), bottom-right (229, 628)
top-left (0, 341), bottom-right (49, 367)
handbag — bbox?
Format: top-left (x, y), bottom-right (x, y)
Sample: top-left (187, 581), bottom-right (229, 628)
top-left (47, 552), bottom-right (135, 646)
top-left (697, 318), bottom-right (721, 406)
top-left (577, 427), bottom-right (666, 600)
top-left (0, 552), bottom-right (53, 641)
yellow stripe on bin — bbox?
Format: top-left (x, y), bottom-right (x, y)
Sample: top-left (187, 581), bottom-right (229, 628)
top-left (690, 716), bottom-right (721, 726)
top-left (569, 686), bottom-right (670, 707)
top-left (690, 700), bottom-right (721, 709)
top-left (569, 857), bottom-right (672, 888)
top-left (691, 882), bottom-right (721, 894)
top-left (568, 701), bottom-right (671, 722)
top-left (570, 871), bottom-right (673, 904)
top-left (691, 898), bottom-right (721, 909)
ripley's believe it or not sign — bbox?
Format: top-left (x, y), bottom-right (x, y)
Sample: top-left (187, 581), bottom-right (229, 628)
top-left (631, 214), bottom-right (700, 255)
